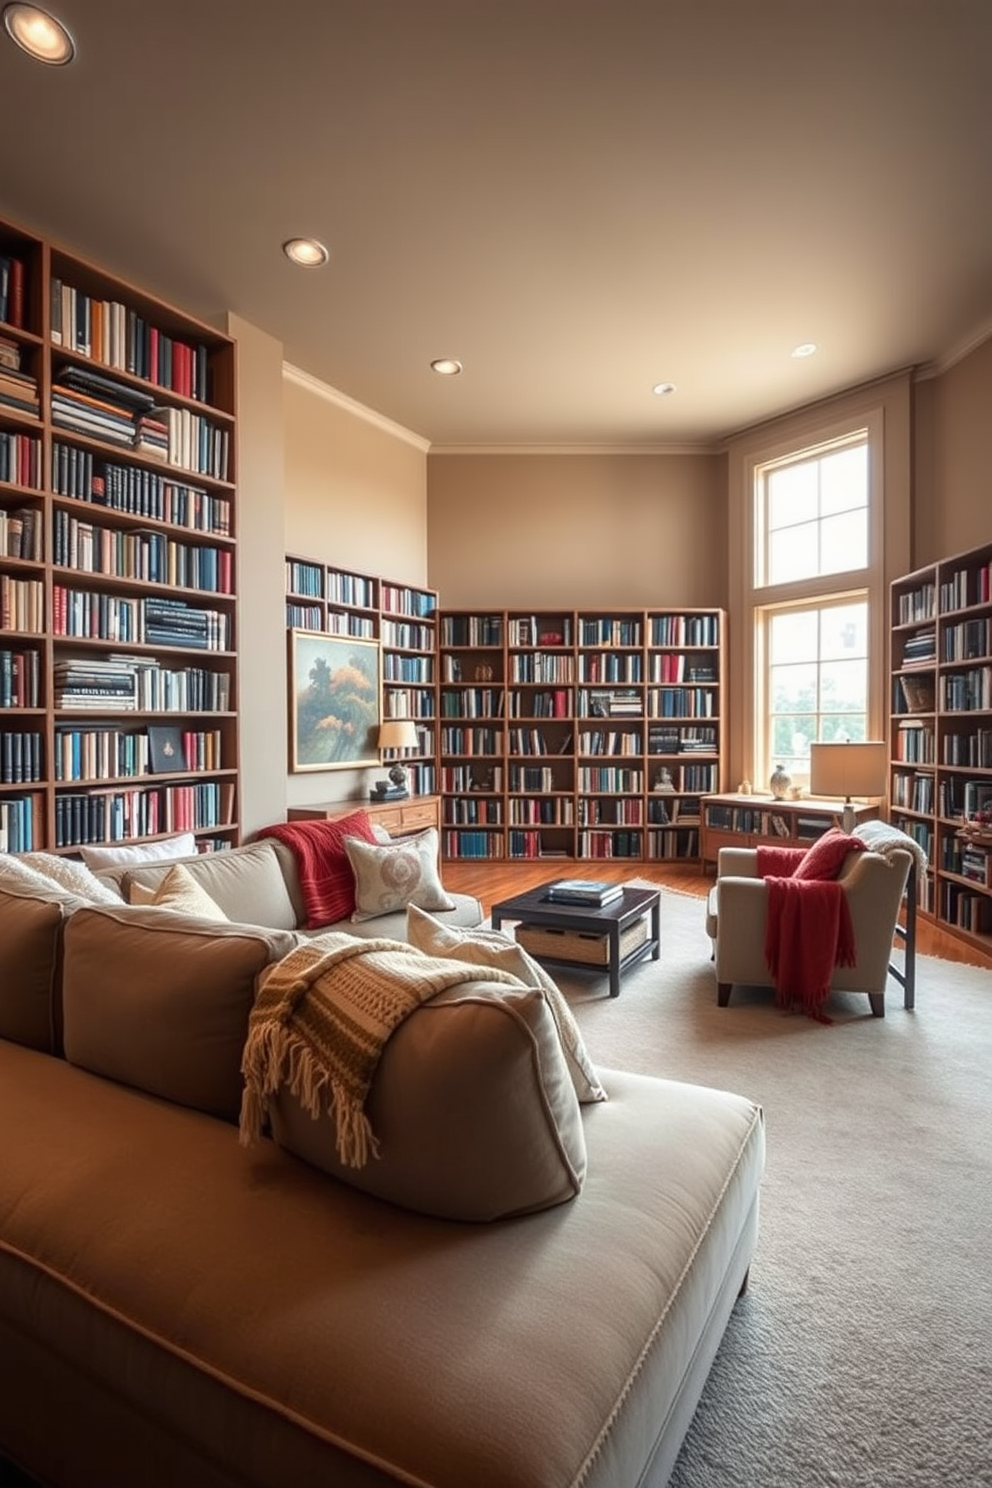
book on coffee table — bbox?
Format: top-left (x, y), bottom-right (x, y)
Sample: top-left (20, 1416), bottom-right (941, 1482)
top-left (544, 879), bottom-right (624, 907)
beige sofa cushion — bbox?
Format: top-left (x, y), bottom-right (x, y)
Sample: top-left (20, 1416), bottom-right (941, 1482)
top-left (116, 840), bottom-right (299, 930)
top-left (0, 876), bottom-right (86, 1052)
top-left (62, 904), bottom-right (298, 1120)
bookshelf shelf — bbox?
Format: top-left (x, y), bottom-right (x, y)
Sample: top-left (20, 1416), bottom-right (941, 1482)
top-left (438, 607), bottom-right (725, 862)
top-left (0, 212), bottom-right (240, 857)
top-left (890, 540), bottom-right (992, 956)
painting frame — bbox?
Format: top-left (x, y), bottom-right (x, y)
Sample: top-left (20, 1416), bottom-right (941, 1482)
top-left (289, 628), bottom-right (381, 773)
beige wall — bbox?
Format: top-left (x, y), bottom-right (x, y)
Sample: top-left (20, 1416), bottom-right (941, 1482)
top-left (282, 370), bottom-right (430, 809)
top-left (914, 337), bottom-right (992, 566)
top-left (427, 453), bottom-right (727, 609)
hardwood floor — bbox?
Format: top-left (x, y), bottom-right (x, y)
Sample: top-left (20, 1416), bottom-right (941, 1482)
top-left (441, 859), bottom-right (992, 971)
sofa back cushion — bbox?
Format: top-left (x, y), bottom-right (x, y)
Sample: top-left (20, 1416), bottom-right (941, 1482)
top-left (110, 840), bottom-right (299, 930)
top-left (0, 877), bottom-right (86, 1052)
top-left (62, 905), bottom-right (299, 1120)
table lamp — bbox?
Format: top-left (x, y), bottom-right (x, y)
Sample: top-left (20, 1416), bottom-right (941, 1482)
top-left (809, 741), bottom-right (888, 832)
top-left (372, 719), bottom-right (420, 800)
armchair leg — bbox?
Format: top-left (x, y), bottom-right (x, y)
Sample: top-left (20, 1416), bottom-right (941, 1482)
top-left (869, 993), bottom-right (885, 1018)
top-left (717, 981), bottom-right (732, 1008)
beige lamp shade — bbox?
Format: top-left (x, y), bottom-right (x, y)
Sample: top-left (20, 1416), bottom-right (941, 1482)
top-left (378, 719), bottom-right (419, 753)
top-left (809, 741), bottom-right (888, 831)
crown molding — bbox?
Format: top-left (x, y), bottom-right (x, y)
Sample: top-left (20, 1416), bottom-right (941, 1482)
top-left (281, 364), bottom-right (431, 453)
top-left (427, 442), bottom-right (719, 457)
top-left (913, 317), bottom-right (992, 383)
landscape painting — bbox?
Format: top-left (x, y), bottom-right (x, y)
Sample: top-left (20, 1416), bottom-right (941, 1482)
top-left (289, 629), bottom-right (381, 772)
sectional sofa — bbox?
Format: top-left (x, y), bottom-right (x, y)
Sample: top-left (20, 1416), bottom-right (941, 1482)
top-left (0, 822), bottom-right (765, 1488)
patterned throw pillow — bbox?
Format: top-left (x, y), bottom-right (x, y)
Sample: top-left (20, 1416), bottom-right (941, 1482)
top-left (793, 827), bottom-right (866, 881)
top-left (406, 904), bottom-right (607, 1105)
top-left (343, 827), bottom-right (455, 921)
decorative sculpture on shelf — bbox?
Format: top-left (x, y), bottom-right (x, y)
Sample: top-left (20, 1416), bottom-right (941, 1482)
top-left (769, 764), bottom-right (792, 801)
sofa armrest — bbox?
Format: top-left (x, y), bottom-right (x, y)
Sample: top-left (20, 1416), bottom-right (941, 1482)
top-left (717, 847), bottom-right (760, 880)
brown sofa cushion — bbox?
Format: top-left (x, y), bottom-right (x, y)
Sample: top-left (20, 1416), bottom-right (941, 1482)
top-left (261, 965), bottom-right (587, 1222)
top-left (62, 905), bottom-right (298, 1121)
top-left (0, 877), bottom-right (86, 1052)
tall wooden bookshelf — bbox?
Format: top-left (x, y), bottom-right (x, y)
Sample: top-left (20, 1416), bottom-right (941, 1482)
top-left (284, 558), bottom-right (438, 794)
top-left (890, 540), bottom-right (992, 956)
top-left (0, 214), bottom-right (239, 856)
top-left (437, 607), bottom-right (725, 862)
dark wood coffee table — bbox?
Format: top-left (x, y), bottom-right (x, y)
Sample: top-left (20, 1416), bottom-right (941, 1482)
top-left (490, 883), bottom-right (661, 998)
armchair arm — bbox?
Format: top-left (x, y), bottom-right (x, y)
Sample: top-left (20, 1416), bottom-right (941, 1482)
top-left (716, 847), bottom-right (760, 880)
top-left (712, 876), bottom-right (771, 985)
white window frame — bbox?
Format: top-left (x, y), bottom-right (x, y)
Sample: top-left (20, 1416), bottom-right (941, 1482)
top-left (743, 409), bottom-right (886, 790)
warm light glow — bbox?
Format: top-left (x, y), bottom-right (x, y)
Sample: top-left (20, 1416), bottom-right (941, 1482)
top-left (3, 3), bottom-right (74, 63)
top-left (652, 382), bottom-right (677, 396)
top-left (378, 719), bottom-right (419, 753)
top-left (282, 238), bottom-right (329, 267)
top-left (810, 741), bottom-right (887, 830)
top-left (791, 342), bottom-right (818, 358)
top-left (430, 359), bottom-right (463, 376)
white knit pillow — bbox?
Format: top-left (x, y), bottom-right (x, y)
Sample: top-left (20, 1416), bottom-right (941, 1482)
top-left (4, 852), bottom-right (122, 904)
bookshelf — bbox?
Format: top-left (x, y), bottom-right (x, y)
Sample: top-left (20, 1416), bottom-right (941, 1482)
top-left (0, 214), bottom-right (239, 857)
top-left (890, 540), bottom-right (992, 955)
top-left (437, 607), bottom-right (725, 862)
top-left (284, 558), bottom-right (438, 795)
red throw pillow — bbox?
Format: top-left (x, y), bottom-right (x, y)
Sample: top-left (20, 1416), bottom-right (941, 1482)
top-left (792, 826), bottom-right (866, 882)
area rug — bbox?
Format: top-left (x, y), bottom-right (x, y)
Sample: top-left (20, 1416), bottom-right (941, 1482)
top-left (555, 884), bottom-right (992, 1488)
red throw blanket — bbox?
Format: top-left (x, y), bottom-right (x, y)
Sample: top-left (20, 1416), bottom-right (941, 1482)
top-left (756, 845), bottom-right (806, 878)
top-left (258, 814), bottom-right (377, 928)
top-left (763, 877), bottom-right (857, 1020)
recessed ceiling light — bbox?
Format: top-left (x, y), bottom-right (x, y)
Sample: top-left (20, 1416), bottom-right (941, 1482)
top-left (652, 382), bottom-right (677, 397)
top-left (2, 3), bottom-right (74, 63)
top-left (282, 238), bottom-right (329, 268)
top-left (791, 342), bottom-right (818, 359)
top-left (430, 359), bottom-right (463, 376)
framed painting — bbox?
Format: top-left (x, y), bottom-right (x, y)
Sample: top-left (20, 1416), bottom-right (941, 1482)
top-left (289, 629), bottom-right (381, 772)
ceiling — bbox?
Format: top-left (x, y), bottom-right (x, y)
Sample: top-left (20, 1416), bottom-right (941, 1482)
top-left (2, 0), bottom-right (991, 450)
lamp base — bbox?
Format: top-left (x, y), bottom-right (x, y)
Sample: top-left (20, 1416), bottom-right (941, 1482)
top-left (841, 800), bottom-right (857, 834)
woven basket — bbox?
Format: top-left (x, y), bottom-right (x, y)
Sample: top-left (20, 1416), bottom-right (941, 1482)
top-left (516, 916), bottom-right (648, 967)
top-left (899, 674), bottom-right (935, 713)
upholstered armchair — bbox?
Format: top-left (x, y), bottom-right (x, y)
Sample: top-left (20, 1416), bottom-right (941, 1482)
top-left (705, 822), bottom-right (921, 1018)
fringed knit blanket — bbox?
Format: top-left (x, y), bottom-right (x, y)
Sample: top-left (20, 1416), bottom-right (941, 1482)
top-left (763, 878), bottom-right (857, 1021)
top-left (239, 933), bottom-right (524, 1168)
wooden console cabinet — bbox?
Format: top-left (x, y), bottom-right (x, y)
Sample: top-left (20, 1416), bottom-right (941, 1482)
top-left (699, 793), bottom-right (879, 868)
top-left (288, 794), bottom-right (441, 839)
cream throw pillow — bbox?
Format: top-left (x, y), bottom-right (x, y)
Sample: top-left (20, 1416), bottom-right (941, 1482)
top-left (128, 863), bottom-right (228, 922)
top-left (344, 827), bottom-right (455, 921)
top-left (406, 904), bottom-right (607, 1105)
top-left (79, 831), bottom-right (197, 870)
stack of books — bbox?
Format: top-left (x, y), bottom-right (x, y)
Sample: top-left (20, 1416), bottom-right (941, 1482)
top-left (544, 879), bottom-right (623, 907)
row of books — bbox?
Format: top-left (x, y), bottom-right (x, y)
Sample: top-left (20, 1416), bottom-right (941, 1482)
top-left (577, 729), bottom-right (643, 756)
top-left (943, 667), bottom-right (992, 712)
top-left (382, 689), bottom-right (435, 720)
top-left (440, 688), bottom-right (505, 718)
top-left (900, 628), bottom-right (936, 665)
top-left (0, 256), bottom-right (25, 329)
top-left (52, 588), bottom-right (232, 650)
top-left (507, 688), bottom-right (570, 718)
top-left (894, 719), bottom-right (935, 763)
top-left (897, 584), bottom-right (936, 625)
top-left (440, 725), bottom-right (503, 755)
top-left (942, 617), bottom-right (991, 663)
top-left (0, 506), bottom-right (42, 561)
top-left (329, 615), bottom-right (377, 639)
top-left (54, 780), bottom-right (234, 848)
top-left (505, 616), bottom-right (572, 648)
top-left (1, 575), bottom-right (44, 633)
top-left (0, 430), bottom-right (42, 488)
top-left (54, 656), bottom-right (232, 714)
top-left (646, 827), bottom-right (701, 859)
top-left (577, 798), bottom-right (644, 826)
top-left (380, 584), bottom-right (435, 619)
top-left (509, 654), bottom-right (574, 684)
top-left (939, 565), bottom-right (992, 612)
top-left (577, 830), bottom-right (644, 857)
top-left (0, 794), bottom-right (34, 853)
top-left (443, 830), bottom-right (505, 859)
top-left (939, 881), bottom-right (991, 935)
top-left (578, 618), bottom-right (643, 647)
top-left (650, 614), bottom-right (718, 647)
top-left (648, 654), bottom-right (718, 683)
top-left (507, 798), bottom-right (574, 825)
top-left (53, 726), bottom-right (222, 783)
top-left (49, 279), bottom-right (212, 403)
top-left (53, 443), bottom-right (231, 534)
top-left (578, 655), bottom-right (643, 684)
top-left (1, 645), bottom-right (41, 708)
top-left (577, 767), bottom-right (645, 792)
top-left (380, 619), bottom-right (435, 651)
top-left (52, 511), bottom-right (234, 593)
top-left (443, 799), bottom-right (504, 825)
top-left (441, 764), bottom-right (505, 792)
top-left (0, 729), bottom-right (43, 783)
top-left (440, 616), bottom-right (503, 647)
top-left (0, 362), bottom-right (38, 416)
top-left (382, 654), bottom-right (434, 684)
top-left (942, 728), bottom-right (992, 768)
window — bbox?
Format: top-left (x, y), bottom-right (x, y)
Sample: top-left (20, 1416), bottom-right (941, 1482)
top-left (746, 423), bottom-right (881, 789)
top-left (756, 436), bottom-right (868, 589)
top-left (766, 597), bottom-right (870, 786)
